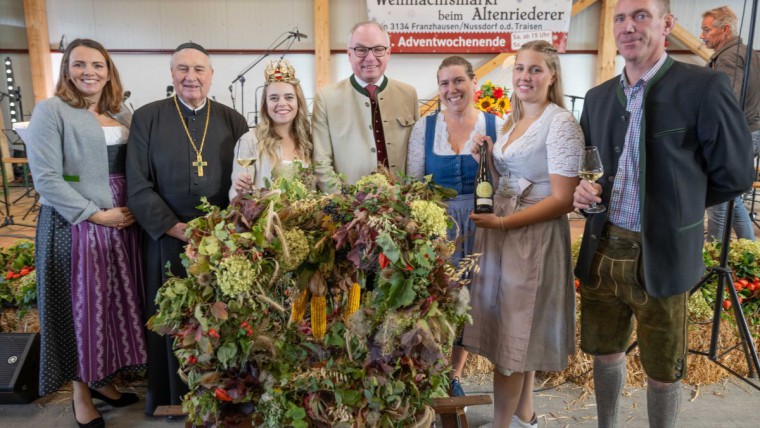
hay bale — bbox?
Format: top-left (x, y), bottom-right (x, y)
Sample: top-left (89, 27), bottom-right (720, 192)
top-left (462, 353), bottom-right (493, 378)
top-left (0, 308), bottom-right (39, 333)
top-left (462, 317), bottom-right (757, 389)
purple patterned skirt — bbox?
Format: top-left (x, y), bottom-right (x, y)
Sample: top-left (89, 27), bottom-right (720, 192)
top-left (69, 174), bottom-right (147, 384)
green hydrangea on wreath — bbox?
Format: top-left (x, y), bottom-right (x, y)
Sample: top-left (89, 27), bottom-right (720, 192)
top-left (148, 168), bottom-right (477, 427)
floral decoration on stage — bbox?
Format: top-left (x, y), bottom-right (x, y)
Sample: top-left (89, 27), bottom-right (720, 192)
top-left (0, 240), bottom-right (36, 316)
top-left (474, 80), bottom-right (510, 118)
top-left (148, 170), bottom-right (476, 427)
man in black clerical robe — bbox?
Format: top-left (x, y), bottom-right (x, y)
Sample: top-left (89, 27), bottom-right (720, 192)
top-left (126, 42), bottom-right (248, 416)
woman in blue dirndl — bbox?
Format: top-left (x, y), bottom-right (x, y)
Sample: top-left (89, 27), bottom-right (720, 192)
top-left (406, 55), bottom-right (503, 397)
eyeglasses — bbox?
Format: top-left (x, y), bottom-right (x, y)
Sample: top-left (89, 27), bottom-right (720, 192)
top-left (349, 46), bottom-right (389, 58)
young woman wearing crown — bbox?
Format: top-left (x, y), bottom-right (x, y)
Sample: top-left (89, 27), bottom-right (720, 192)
top-left (229, 59), bottom-right (312, 198)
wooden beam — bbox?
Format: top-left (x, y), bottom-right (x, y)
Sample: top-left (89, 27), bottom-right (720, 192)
top-left (313, 0), bottom-right (330, 90)
top-left (23, 0), bottom-right (54, 103)
top-left (0, 108), bottom-right (11, 179)
top-left (595, 0), bottom-right (617, 85)
top-left (669, 23), bottom-right (713, 62)
top-left (475, 1), bottom-right (598, 85)
top-left (420, 52), bottom-right (514, 114)
top-left (474, 53), bottom-right (512, 80)
top-left (572, 0), bottom-right (598, 16)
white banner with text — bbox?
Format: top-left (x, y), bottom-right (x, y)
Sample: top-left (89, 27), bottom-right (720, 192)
top-left (367, 0), bottom-right (572, 53)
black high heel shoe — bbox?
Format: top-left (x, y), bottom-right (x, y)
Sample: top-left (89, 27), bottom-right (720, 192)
top-left (88, 387), bottom-right (139, 407)
top-left (72, 401), bottom-right (105, 428)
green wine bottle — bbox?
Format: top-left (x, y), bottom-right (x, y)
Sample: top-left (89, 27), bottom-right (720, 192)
top-left (474, 142), bottom-right (494, 214)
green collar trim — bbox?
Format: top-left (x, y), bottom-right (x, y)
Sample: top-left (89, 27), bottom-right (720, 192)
top-left (614, 56), bottom-right (674, 109)
top-left (350, 75), bottom-right (388, 97)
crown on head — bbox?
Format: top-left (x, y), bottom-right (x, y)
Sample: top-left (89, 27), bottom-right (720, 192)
top-left (265, 59), bottom-right (299, 84)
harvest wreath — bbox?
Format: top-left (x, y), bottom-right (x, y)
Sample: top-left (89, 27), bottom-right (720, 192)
top-left (148, 171), bottom-right (475, 427)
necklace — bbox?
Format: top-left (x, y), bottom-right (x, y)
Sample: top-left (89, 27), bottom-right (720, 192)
top-left (527, 103), bottom-right (550, 120)
top-left (173, 95), bottom-right (211, 176)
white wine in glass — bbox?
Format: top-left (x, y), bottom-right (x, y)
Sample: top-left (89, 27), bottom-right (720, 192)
top-left (236, 157), bottom-right (257, 192)
top-left (579, 146), bottom-right (606, 214)
top-left (236, 158), bottom-right (256, 168)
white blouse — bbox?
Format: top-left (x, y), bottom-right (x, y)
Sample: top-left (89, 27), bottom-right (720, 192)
top-left (497, 104), bottom-right (584, 177)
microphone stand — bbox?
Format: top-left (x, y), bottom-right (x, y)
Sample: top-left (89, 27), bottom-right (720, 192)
top-left (253, 85), bottom-right (265, 126)
top-left (564, 94), bottom-right (584, 118)
top-left (231, 31), bottom-right (298, 119)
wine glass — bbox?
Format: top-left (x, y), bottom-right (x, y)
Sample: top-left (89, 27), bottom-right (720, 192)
top-left (235, 141), bottom-right (257, 193)
top-left (578, 146), bottom-right (606, 214)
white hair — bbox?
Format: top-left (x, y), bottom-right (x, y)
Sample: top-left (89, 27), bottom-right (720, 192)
top-left (170, 48), bottom-right (213, 70)
top-left (347, 21), bottom-right (391, 46)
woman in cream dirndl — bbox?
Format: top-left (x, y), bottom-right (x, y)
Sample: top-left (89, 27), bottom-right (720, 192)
top-left (462, 40), bottom-right (584, 428)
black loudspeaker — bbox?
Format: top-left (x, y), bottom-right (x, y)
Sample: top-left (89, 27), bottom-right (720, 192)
top-left (0, 333), bottom-right (40, 404)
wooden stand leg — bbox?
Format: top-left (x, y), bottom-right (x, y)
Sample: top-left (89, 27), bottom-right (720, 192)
top-left (440, 413), bottom-right (461, 428)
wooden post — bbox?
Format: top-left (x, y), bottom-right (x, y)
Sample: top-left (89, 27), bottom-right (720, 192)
top-left (670, 24), bottom-right (713, 62)
top-left (314, 0), bottom-right (330, 89)
top-left (572, 0), bottom-right (598, 16)
top-left (0, 109), bottom-right (11, 179)
top-left (22, 0), bottom-right (54, 103)
top-left (596, 0), bottom-right (617, 85)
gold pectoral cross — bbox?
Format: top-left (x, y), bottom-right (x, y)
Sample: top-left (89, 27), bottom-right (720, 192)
top-left (193, 154), bottom-right (208, 177)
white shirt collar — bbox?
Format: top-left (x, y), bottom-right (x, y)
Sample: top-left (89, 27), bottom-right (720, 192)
top-left (177, 96), bottom-right (208, 113)
top-left (354, 75), bottom-right (386, 88)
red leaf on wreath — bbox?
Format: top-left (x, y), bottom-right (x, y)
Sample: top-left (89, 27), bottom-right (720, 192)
top-left (379, 253), bottom-right (390, 269)
top-left (214, 388), bottom-right (232, 401)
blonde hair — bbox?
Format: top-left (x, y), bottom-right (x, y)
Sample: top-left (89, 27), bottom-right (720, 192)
top-left (703, 6), bottom-right (738, 37)
top-left (55, 38), bottom-right (123, 114)
top-left (504, 40), bottom-right (565, 132)
top-left (255, 81), bottom-right (312, 171)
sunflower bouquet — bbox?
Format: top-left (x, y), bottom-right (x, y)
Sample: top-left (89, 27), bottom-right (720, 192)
top-left (474, 80), bottom-right (510, 118)
top-left (149, 169), bottom-right (476, 427)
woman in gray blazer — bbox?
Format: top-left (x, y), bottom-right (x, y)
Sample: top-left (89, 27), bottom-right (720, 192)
top-left (26, 39), bottom-right (146, 428)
